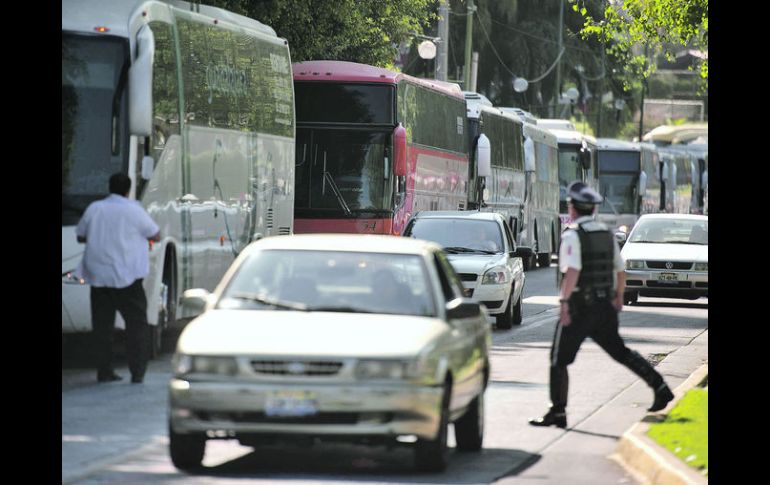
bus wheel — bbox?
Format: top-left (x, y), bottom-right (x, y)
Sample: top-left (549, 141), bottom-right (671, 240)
top-left (537, 253), bottom-right (551, 267)
top-left (153, 258), bottom-right (177, 358)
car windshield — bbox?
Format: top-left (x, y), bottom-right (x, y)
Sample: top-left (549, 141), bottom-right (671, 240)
top-left (628, 219), bottom-right (708, 245)
top-left (218, 250), bottom-right (436, 317)
top-left (407, 218), bottom-right (503, 254)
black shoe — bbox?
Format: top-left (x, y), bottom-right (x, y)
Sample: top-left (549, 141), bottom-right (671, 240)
top-left (648, 384), bottom-right (674, 412)
top-left (97, 372), bottom-right (123, 383)
top-left (529, 410), bottom-right (567, 428)
top-left (131, 375), bottom-right (144, 384)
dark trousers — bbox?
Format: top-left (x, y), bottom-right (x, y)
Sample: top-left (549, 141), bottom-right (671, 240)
top-left (548, 298), bottom-right (664, 412)
top-left (91, 279), bottom-right (150, 379)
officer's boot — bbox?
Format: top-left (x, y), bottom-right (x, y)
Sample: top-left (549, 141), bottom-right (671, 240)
top-left (529, 366), bottom-right (568, 428)
top-left (623, 350), bottom-right (674, 412)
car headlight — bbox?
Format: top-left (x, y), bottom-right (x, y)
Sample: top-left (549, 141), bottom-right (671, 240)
top-left (694, 262), bottom-right (708, 271)
top-left (355, 359), bottom-right (409, 380)
top-left (173, 354), bottom-right (238, 376)
top-left (482, 266), bottom-right (510, 285)
top-left (625, 260), bottom-right (644, 270)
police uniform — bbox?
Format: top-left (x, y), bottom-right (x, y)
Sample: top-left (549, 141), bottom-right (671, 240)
top-left (529, 182), bottom-right (674, 429)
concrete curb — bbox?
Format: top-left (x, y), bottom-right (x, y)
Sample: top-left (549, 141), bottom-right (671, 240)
top-left (612, 364), bottom-right (708, 485)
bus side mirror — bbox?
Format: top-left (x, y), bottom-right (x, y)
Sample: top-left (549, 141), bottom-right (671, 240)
top-left (476, 133), bottom-right (491, 177)
top-left (393, 124), bottom-right (407, 177)
top-left (129, 25), bottom-right (154, 137)
top-left (141, 156), bottom-right (155, 180)
top-left (579, 147), bottom-right (591, 170)
top-left (638, 171), bottom-right (647, 195)
top-left (524, 137), bottom-right (536, 172)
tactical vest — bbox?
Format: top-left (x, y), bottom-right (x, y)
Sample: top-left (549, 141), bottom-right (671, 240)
top-left (570, 219), bottom-right (615, 301)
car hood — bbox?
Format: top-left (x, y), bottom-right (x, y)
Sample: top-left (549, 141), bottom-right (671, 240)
top-left (622, 242), bottom-right (708, 263)
top-left (446, 253), bottom-right (507, 274)
top-left (177, 310), bottom-right (449, 358)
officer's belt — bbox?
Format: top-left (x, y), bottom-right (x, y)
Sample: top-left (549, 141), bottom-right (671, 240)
top-left (571, 287), bottom-right (615, 303)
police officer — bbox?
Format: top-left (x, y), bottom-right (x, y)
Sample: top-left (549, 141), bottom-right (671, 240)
top-left (529, 181), bottom-right (674, 428)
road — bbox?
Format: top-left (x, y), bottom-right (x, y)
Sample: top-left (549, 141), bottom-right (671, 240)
top-left (62, 261), bottom-right (708, 484)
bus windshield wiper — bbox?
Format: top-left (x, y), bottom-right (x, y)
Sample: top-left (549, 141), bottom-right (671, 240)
top-left (229, 292), bottom-right (309, 311)
top-left (320, 151), bottom-right (351, 216)
top-left (601, 187), bottom-right (620, 215)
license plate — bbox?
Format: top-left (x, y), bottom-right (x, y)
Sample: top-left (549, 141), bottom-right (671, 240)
top-left (658, 272), bottom-right (678, 282)
top-left (265, 391), bottom-right (318, 417)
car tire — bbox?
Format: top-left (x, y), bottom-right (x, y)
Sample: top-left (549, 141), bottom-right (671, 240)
top-left (495, 290), bottom-right (515, 329)
top-left (414, 383), bottom-right (450, 472)
top-left (537, 253), bottom-right (551, 267)
top-left (454, 392), bottom-right (484, 452)
top-left (513, 294), bottom-right (523, 325)
top-left (169, 423), bottom-right (206, 470)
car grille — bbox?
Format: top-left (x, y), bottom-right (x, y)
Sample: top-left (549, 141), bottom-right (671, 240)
top-left (626, 280), bottom-right (644, 286)
top-left (458, 273), bottom-right (478, 282)
top-left (250, 360), bottom-right (343, 376)
top-left (194, 411), bottom-right (386, 425)
top-left (646, 261), bottom-right (693, 270)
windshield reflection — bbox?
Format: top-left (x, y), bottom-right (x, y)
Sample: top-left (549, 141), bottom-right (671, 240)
top-left (408, 219), bottom-right (504, 254)
top-left (629, 219), bottom-right (708, 244)
top-left (218, 250), bottom-right (435, 316)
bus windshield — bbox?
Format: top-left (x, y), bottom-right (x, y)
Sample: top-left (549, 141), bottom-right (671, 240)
top-left (558, 146), bottom-right (582, 212)
top-left (598, 174), bottom-right (639, 214)
top-left (295, 82), bottom-right (394, 124)
top-left (62, 33), bottom-right (129, 226)
top-left (295, 128), bottom-right (394, 215)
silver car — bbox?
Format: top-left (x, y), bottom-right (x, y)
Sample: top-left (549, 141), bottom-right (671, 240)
top-left (402, 211), bottom-right (530, 329)
top-left (169, 235), bottom-right (491, 472)
top-left (620, 214), bottom-right (708, 304)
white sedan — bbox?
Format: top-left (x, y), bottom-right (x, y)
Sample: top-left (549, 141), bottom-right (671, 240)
top-left (168, 235), bottom-right (491, 472)
top-left (620, 214), bottom-right (708, 304)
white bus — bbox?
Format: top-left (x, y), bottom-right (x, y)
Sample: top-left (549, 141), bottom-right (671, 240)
top-left (550, 128), bottom-right (596, 227)
top-left (657, 143), bottom-right (707, 215)
top-left (62, 0), bottom-right (295, 353)
top-left (521, 122), bottom-right (560, 269)
top-left (594, 138), bottom-right (644, 233)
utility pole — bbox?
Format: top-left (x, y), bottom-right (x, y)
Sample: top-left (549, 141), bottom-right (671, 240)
top-left (464, 0), bottom-right (475, 89)
top-left (597, 49), bottom-right (605, 137)
top-left (638, 44), bottom-right (649, 140)
top-left (470, 52), bottom-right (479, 92)
top-left (553, 0), bottom-right (564, 117)
top-left (436, 0), bottom-right (449, 81)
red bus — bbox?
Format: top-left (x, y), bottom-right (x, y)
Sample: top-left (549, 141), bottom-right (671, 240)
top-left (293, 61), bottom-right (470, 235)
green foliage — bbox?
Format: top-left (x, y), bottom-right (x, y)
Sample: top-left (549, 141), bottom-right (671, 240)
top-left (204, 0), bottom-right (435, 67)
top-left (570, 0), bottom-right (708, 91)
top-left (647, 388), bottom-right (708, 475)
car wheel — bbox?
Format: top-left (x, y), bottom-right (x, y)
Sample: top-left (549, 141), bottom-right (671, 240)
top-left (454, 392), bottom-right (484, 451)
top-left (495, 290), bottom-right (514, 329)
top-left (414, 383), bottom-right (450, 472)
top-left (513, 294), bottom-right (523, 325)
top-left (169, 422), bottom-right (206, 470)
top-left (537, 253), bottom-right (551, 267)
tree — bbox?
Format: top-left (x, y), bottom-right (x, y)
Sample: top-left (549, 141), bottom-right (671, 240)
top-left (203, 0), bottom-right (435, 67)
top-left (571, 0), bottom-right (708, 89)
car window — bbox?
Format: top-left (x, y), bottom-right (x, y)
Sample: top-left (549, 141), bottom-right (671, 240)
top-left (407, 218), bottom-right (504, 253)
top-left (219, 250), bottom-right (436, 316)
top-left (503, 220), bottom-right (516, 252)
top-left (628, 218), bottom-right (708, 244)
top-left (433, 251), bottom-right (464, 302)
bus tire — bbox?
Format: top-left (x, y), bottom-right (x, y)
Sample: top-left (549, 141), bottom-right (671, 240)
top-left (537, 253), bottom-right (551, 267)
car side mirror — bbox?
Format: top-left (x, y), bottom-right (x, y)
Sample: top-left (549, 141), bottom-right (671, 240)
top-left (446, 297), bottom-right (482, 320)
top-left (181, 288), bottom-right (212, 318)
top-left (614, 231), bottom-right (627, 248)
top-left (514, 246), bottom-right (533, 259)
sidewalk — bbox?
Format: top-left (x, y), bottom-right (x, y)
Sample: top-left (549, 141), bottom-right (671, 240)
top-left (612, 364), bottom-right (708, 484)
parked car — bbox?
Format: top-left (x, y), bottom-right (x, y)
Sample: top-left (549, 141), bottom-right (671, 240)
top-left (169, 234), bottom-right (491, 472)
top-left (402, 211), bottom-right (530, 329)
top-left (620, 214), bottom-right (708, 304)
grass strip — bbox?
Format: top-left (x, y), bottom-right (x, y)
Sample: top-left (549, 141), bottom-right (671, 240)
top-left (647, 387), bottom-right (708, 476)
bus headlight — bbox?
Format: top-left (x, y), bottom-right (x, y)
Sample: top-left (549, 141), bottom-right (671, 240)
top-left (625, 260), bottom-right (644, 270)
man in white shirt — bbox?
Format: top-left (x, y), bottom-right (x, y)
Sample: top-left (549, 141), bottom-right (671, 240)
top-left (528, 181), bottom-right (673, 428)
top-left (75, 173), bottom-right (160, 383)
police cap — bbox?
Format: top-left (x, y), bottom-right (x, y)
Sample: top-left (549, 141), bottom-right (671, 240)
top-left (566, 181), bottom-right (603, 209)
